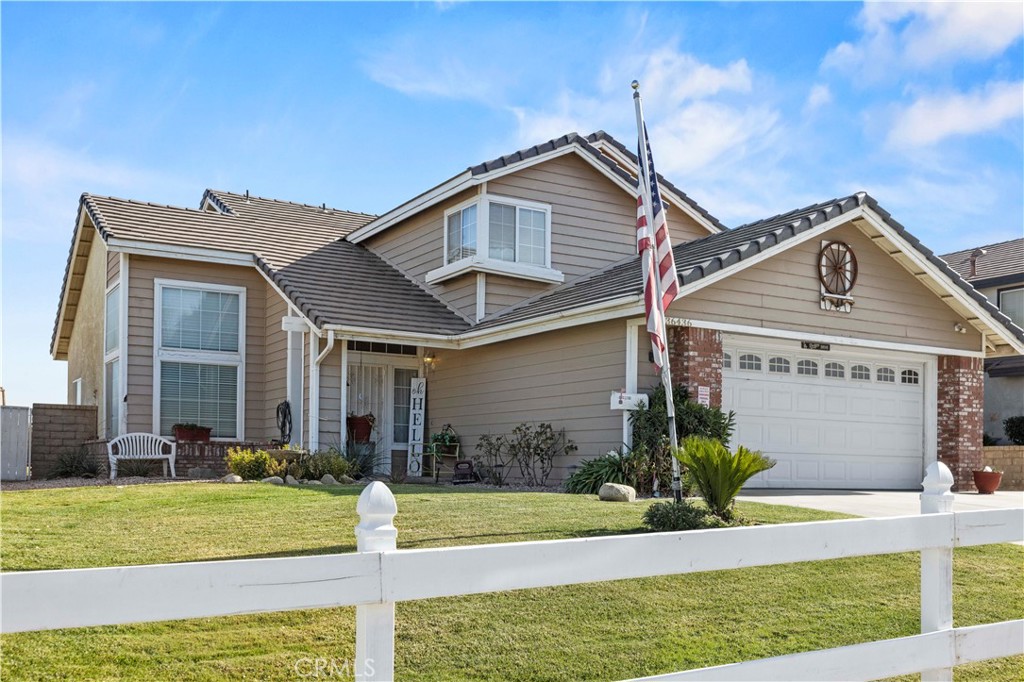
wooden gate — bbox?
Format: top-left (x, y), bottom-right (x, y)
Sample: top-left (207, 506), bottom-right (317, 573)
top-left (1, 406), bottom-right (31, 480)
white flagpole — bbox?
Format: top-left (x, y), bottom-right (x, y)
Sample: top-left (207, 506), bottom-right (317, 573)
top-left (632, 81), bottom-right (683, 503)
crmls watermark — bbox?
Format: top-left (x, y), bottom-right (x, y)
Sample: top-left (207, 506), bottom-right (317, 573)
top-left (293, 657), bottom-right (375, 679)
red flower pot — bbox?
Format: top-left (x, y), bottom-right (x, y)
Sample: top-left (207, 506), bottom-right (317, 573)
top-left (347, 415), bottom-right (375, 444)
top-left (973, 470), bottom-right (1002, 494)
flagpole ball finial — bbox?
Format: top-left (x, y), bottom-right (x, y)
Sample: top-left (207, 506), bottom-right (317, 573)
top-left (631, 80), bottom-right (640, 90)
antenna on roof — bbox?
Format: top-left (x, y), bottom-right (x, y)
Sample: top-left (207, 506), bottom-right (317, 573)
top-left (245, 190), bottom-right (250, 204)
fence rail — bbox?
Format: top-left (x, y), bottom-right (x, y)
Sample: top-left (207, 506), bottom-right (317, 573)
top-left (2, 462), bottom-right (1022, 681)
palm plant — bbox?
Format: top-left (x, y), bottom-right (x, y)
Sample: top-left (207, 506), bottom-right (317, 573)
top-left (673, 436), bottom-right (775, 519)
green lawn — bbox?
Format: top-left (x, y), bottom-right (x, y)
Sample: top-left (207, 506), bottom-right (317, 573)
top-left (1, 482), bottom-right (1021, 681)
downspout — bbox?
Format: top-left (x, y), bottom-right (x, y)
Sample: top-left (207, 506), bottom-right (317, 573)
top-left (308, 330), bottom-right (336, 452)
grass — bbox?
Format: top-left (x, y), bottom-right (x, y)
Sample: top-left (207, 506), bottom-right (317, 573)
top-left (1, 482), bottom-right (1021, 681)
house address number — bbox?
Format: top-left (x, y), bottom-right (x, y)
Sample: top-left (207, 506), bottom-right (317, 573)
top-left (801, 342), bottom-right (831, 351)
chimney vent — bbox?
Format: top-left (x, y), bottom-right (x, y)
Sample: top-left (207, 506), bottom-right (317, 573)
top-left (968, 248), bottom-right (987, 278)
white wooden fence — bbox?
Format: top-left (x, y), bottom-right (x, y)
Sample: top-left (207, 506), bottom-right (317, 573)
top-left (2, 462), bottom-right (1021, 681)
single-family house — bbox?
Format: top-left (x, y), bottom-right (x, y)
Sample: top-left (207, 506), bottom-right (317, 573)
top-left (51, 131), bottom-right (1024, 490)
top-left (940, 239), bottom-right (1024, 443)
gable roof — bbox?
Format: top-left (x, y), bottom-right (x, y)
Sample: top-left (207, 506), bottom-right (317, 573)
top-left (470, 193), bottom-right (1024, 353)
top-left (51, 191), bottom-right (470, 356)
top-left (346, 130), bottom-right (724, 243)
top-left (940, 238), bottom-right (1024, 289)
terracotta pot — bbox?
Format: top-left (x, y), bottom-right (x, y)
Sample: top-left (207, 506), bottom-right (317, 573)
top-left (347, 416), bottom-right (374, 444)
top-left (973, 470), bottom-right (1002, 494)
top-left (173, 426), bottom-right (211, 442)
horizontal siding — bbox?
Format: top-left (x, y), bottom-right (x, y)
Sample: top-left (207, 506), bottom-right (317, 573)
top-left (672, 223), bottom-right (982, 352)
top-left (126, 257), bottom-right (269, 439)
top-left (437, 274), bottom-right (477, 321)
top-left (264, 287), bottom-right (288, 438)
top-left (106, 250), bottom-right (119, 289)
top-left (428, 319), bottom-right (628, 480)
top-left (485, 275), bottom-right (549, 316)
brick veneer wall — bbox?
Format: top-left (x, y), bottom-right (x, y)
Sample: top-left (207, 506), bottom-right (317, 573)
top-left (29, 404), bottom-right (100, 479)
top-left (174, 441), bottom-right (278, 475)
top-left (982, 446), bottom-right (1024, 491)
top-left (937, 356), bottom-right (984, 491)
top-left (667, 326), bottom-right (723, 407)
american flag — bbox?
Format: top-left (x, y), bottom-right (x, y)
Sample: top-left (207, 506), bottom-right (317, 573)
top-left (636, 123), bottom-right (679, 371)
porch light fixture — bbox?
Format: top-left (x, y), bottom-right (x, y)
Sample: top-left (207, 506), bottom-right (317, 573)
top-left (423, 351), bottom-right (437, 375)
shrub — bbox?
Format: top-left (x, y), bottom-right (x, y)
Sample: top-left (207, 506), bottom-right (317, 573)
top-left (983, 433), bottom-right (999, 446)
top-left (565, 451), bottom-right (630, 494)
top-left (642, 500), bottom-right (733, 532)
top-left (477, 423), bottom-right (576, 487)
top-left (673, 436), bottom-right (775, 519)
top-left (298, 451), bottom-right (352, 480)
top-left (50, 446), bottom-right (104, 479)
top-left (225, 448), bottom-right (287, 480)
top-left (117, 459), bottom-right (159, 477)
top-left (340, 445), bottom-right (389, 480)
top-left (1003, 416), bottom-right (1024, 445)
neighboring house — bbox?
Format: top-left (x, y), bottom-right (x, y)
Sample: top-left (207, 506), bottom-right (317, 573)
top-left (51, 131), bottom-right (1024, 490)
top-left (940, 239), bottom-right (1024, 443)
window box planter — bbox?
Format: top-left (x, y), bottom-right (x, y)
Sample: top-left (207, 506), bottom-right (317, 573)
top-left (973, 470), bottom-right (1003, 494)
top-left (172, 424), bottom-right (212, 442)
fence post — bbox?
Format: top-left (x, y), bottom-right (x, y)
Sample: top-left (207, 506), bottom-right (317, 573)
top-left (355, 481), bottom-right (398, 681)
top-left (920, 461), bottom-right (954, 682)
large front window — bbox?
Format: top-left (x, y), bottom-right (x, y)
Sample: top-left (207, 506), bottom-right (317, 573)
top-left (156, 281), bottom-right (244, 440)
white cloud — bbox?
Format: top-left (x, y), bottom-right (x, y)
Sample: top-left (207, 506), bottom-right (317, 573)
top-left (804, 84), bottom-right (832, 113)
top-left (363, 48), bottom-right (508, 104)
top-left (823, 2), bottom-right (1023, 79)
top-left (887, 80), bottom-right (1024, 148)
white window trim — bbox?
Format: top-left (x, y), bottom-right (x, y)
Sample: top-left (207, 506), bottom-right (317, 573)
top-left (152, 278), bottom-right (247, 441)
top-left (997, 286), bottom-right (1023, 327)
top-left (72, 378), bottom-right (83, 406)
top-left (103, 279), bottom-right (121, 438)
top-left (430, 193), bottom-right (561, 285)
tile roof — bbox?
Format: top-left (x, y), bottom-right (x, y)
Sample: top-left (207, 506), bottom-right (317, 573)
top-left (939, 238), bottom-right (1024, 287)
top-left (55, 192), bottom-right (470, 348)
top-left (472, 193), bottom-right (1024, 346)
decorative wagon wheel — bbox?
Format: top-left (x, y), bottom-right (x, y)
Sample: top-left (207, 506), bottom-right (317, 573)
top-left (818, 241), bottom-right (858, 296)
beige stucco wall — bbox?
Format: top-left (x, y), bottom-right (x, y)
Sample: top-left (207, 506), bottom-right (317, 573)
top-left (65, 230), bottom-right (108, 437)
top-left (671, 222), bottom-right (982, 352)
top-left (427, 318), bottom-right (630, 480)
top-left (125, 257), bottom-right (269, 439)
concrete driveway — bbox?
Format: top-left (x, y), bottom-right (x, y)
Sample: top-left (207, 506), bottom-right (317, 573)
top-left (737, 488), bottom-right (1024, 518)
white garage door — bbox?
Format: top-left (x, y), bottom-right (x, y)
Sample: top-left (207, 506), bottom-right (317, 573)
top-left (722, 339), bottom-right (927, 490)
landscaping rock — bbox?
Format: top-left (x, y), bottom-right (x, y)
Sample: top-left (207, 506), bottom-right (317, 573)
top-left (261, 476), bottom-right (284, 485)
top-left (285, 475), bottom-right (299, 485)
top-left (321, 474), bottom-right (338, 485)
top-left (338, 475), bottom-right (356, 484)
top-left (598, 482), bottom-right (636, 502)
top-left (189, 467), bottom-right (218, 479)
top-left (305, 480), bottom-right (323, 486)
top-left (221, 474), bottom-right (244, 484)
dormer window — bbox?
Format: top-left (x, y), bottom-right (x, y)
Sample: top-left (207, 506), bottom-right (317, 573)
top-left (430, 194), bottom-right (561, 285)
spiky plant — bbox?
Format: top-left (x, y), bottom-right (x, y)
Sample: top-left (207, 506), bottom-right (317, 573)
top-left (673, 436), bottom-right (775, 519)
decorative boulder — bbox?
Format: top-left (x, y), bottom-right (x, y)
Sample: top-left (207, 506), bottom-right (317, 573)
top-left (285, 474), bottom-right (300, 485)
top-left (261, 476), bottom-right (284, 485)
top-left (321, 474), bottom-right (339, 485)
top-left (188, 467), bottom-right (218, 480)
top-left (598, 482), bottom-right (636, 502)
top-left (305, 480), bottom-right (323, 486)
top-left (221, 474), bottom-right (244, 484)
top-left (338, 475), bottom-right (356, 484)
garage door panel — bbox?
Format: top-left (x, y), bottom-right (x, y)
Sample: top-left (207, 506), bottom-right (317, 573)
top-left (723, 341), bottom-right (926, 490)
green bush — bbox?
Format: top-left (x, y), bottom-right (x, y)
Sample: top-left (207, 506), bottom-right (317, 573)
top-left (50, 446), bottom-right (104, 479)
top-left (565, 451), bottom-right (630, 494)
top-left (1003, 416), bottom-right (1024, 445)
top-left (340, 445), bottom-right (388, 480)
top-left (225, 448), bottom-right (287, 480)
top-left (117, 459), bottom-right (159, 477)
top-left (673, 436), bottom-right (775, 519)
top-left (298, 451), bottom-right (352, 480)
top-left (477, 423), bottom-right (576, 487)
top-left (630, 384), bottom-right (736, 450)
top-left (642, 500), bottom-right (733, 532)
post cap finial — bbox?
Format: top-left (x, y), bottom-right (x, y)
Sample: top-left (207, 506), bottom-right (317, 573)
top-left (922, 461), bottom-right (954, 495)
top-left (630, 80), bottom-right (640, 90)
top-left (356, 481), bottom-right (398, 552)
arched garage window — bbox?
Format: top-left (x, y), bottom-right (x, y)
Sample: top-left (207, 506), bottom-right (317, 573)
top-left (797, 360), bottom-right (818, 376)
top-left (851, 365), bottom-right (871, 381)
top-left (901, 369), bottom-right (920, 385)
top-left (739, 354), bottom-right (762, 371)
top-left (825, 362), bottom-right (845, 379)
top-left (768, 357), bottom-right (791, 374)
top-left (877, 367), bottom-right (896, 383)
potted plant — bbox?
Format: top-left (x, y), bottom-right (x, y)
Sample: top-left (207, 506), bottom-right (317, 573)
top-left (973, 466), bottom-right (1003, 494)
top-left (172, 423), bottom-right (212, 442)
top-left (346, 412), bottom-right (376, 444)
top-left (430, 424), bottom-right (460, 455)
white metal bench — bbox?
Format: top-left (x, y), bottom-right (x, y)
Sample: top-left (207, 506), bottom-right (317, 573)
top-left (108, 433), bottom-right (176, 479)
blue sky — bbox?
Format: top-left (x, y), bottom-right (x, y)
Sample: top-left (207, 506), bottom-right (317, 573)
top-left (2, 1), bottom-right (1023, 406)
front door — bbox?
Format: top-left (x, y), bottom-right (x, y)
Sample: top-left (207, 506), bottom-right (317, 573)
top-left (347, 363), bottom-right (421, 475)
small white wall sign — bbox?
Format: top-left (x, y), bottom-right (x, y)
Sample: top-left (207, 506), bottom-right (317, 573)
top-left (406, 378), bottom-right (426, 476)
top-left (610, 390), bottom-right (649, 411)
top-left (697, 386), bottom-right (711, 407)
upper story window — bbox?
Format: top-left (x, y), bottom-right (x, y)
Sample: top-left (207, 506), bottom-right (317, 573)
top-left (446, 204), bottom-right (477, 263)
top-left (998, 287), bottom-right (1023, 328)
top-left (430, 194), bottom-right (560, 285)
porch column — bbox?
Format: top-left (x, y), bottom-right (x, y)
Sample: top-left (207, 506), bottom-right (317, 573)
top-left (666, 326), bottom-right (723, 408)
top-left (340, 340), bottom-right (349, 452)
top-left (936, 355), bottom-right (984, 491)
top-left (282, 316), bottom-right (307, 445)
